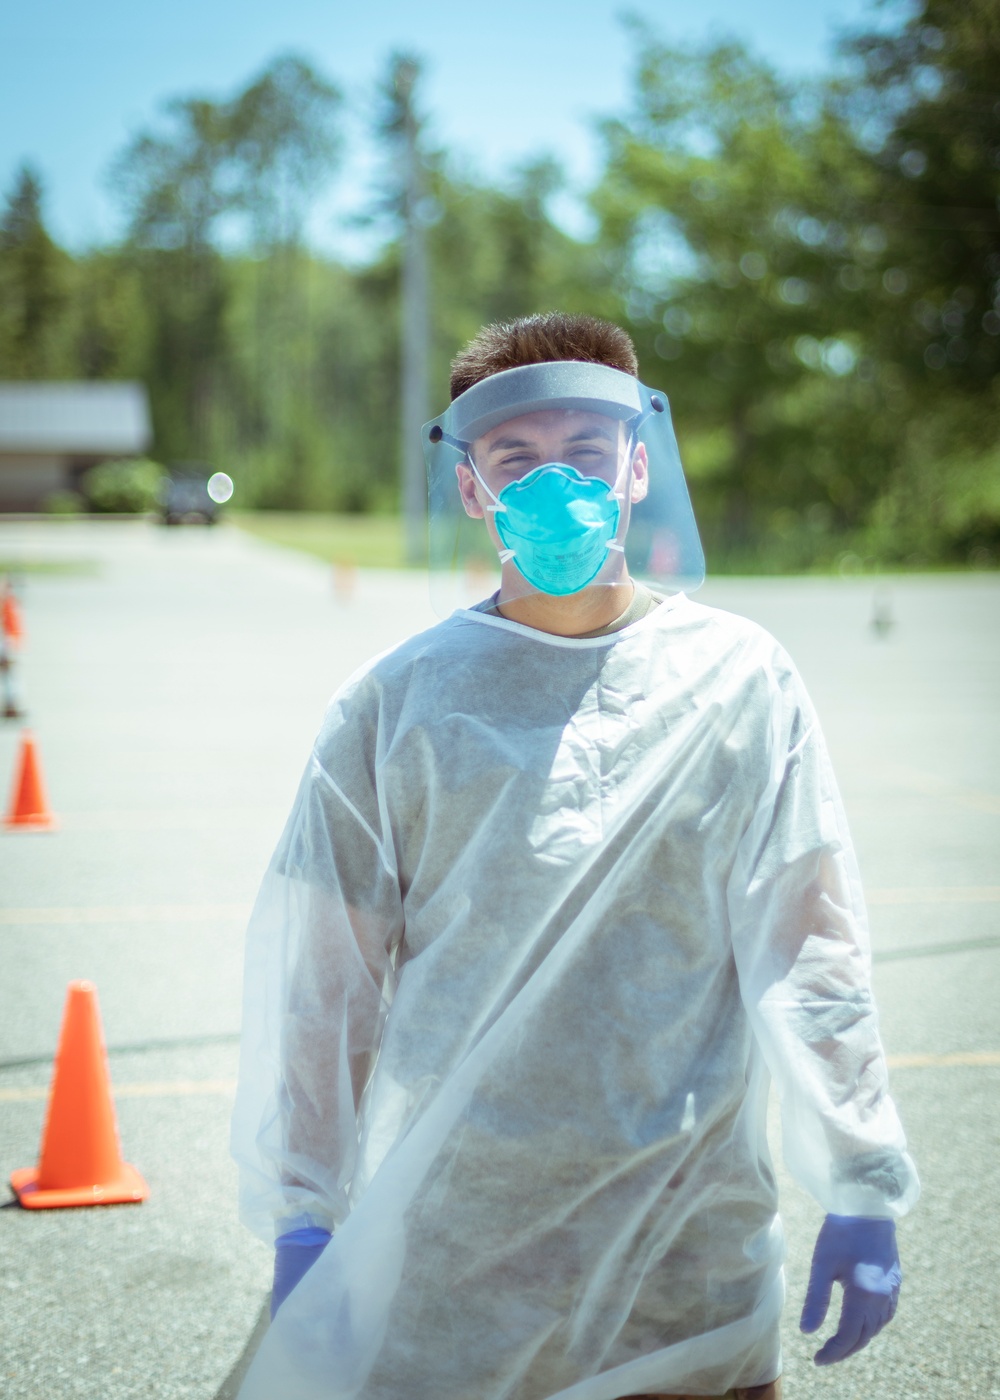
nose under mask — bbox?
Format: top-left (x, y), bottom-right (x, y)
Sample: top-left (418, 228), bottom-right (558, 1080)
top-left (488, 463), bottom-right (623, 597)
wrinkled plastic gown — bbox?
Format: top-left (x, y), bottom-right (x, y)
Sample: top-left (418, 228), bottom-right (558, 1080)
top-left (232, 597), bottom-right (919, 1400)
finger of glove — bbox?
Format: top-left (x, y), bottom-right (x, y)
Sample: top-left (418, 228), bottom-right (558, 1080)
top-left (799, 1262), bottom-right (835, 1334)
top-left (887, 1287), bottom-right (900, 1324)
top-left (812, 1292), bottom-right (868, 1365)
top-left (848, 1279), bottom-right (894, 1337)
top-left (826, 1315), bottom-right (876, 1365)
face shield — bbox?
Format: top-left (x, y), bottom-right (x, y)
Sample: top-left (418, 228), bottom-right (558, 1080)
top-left (422, 361), bottom-right (704, 616)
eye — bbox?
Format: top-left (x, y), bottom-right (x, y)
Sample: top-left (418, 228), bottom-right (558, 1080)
top-left (567, 446), bottom-right (614, 472)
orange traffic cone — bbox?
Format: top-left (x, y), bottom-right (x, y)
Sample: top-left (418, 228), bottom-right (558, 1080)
top-left (10, 981), bottom-right (149, 1209)
top-left (3, 730), bottom-right (57, 831)
top-left (1, 583), bottom-right (25, 648)
top-left (333, 559), bottom-right (357, 601)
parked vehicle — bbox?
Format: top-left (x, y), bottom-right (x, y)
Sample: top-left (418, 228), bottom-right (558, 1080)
top-left (160, 466), bottom-right (233, 525)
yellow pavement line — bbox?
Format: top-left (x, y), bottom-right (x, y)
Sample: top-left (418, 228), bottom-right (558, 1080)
top-left (887, 1051), bottom-right (1000, 1070)
top-left (868, 887), bottom-right (1000, 905)
top-left (3, 1055), bottom-right (998, 1105)
top-left (0, 1078), bottom-right (237, 1103)
top-left (0, 904), bottom-right (250, 925)
top-left (115, 1078), bottom-right (238, 1097)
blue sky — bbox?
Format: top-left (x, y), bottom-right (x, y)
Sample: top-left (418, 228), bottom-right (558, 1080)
top-left (0, 0), bottom-right (893, 258)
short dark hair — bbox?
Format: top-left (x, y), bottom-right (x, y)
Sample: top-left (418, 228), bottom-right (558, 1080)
top-left (449, 312), bottom-right (639, 400)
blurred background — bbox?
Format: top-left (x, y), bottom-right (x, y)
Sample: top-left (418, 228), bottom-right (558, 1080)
top-left (0, 0), bottom-right (997, 574)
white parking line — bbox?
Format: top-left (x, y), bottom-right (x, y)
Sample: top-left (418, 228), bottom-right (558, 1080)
top-left (0, 888), bottom-right (996, 926)
top-left (868, 887), bottom-right (1000, 904)
top-left (0, 1078), bottom-right (237, 1102)
top-left (0, 904), bottom-right (250, 924)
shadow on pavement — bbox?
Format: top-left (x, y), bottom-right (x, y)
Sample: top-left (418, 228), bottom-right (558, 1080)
top-left (214, 1300), bottom-right (270, 1399)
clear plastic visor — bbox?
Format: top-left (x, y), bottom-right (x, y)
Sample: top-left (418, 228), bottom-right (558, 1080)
top-left (469, 411), bottom-right (631, 497)
top-left (423, 376), bottom-right (704, 617)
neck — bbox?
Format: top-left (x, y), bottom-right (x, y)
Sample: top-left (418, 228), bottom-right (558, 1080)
top-left (495, 569), bottom-right (635, 637)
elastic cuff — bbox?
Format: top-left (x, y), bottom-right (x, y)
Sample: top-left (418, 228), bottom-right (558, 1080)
top-left (274, 1210), bottom-right (335, 1241)
top-left (276, 1226), bottom-right (332, 1248)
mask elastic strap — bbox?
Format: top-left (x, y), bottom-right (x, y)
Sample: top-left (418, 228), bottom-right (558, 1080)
top-left (607, 430), bottom-right (639, 504)
top-left (466, 452), bottom-right (506, 515)
top-left (603, 430), bottom-right (637, 554)
top-left (466, 452), bottom-right (515, 561)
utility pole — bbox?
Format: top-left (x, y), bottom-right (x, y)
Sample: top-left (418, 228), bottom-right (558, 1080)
top-left (394, 57), bottom-right (429, 566)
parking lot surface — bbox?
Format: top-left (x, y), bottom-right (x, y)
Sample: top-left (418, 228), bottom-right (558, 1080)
top-left (0, 520), bottom-right (996, 1398)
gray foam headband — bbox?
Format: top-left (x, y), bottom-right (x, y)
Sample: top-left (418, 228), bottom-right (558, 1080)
top-left (447, 361), bottom-right (643, 444)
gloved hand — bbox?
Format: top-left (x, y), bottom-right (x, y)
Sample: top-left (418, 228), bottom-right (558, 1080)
top-left (271, 1226), bottom-right (332, 1319)
top-left (800, 1214), bottom-right (901, 1365)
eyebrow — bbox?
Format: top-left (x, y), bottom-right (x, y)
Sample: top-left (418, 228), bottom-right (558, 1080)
top-left (485, 425), bottom-right (618, 455)
top-left (486, 434), bottom-right (534, 452)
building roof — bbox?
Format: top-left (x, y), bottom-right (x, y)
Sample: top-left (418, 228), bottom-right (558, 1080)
top-left (0, 382), bottom-right (152, 454)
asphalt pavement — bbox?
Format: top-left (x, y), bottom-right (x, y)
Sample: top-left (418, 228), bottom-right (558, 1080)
top-left (0, 520), bottom-right (997, 1399)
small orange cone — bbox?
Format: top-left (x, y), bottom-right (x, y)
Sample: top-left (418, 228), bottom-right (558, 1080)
top-left (10, 981), bottom-right (149, 1209)
top-left (332, 559), bottom-right (357, 601)
top-left (3, 730), bottom-right (57, 831)
top-left (1, 583), bottom-right (25, 648)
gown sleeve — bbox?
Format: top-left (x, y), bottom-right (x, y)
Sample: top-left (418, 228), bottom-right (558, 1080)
top-left (231, 675), bottom-right (404, 1242)
top-left (727, 646), bottom-right (920, 1220)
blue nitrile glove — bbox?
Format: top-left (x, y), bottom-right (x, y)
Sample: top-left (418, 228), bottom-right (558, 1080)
top-left (271, 1227), bottom-right (332, 1319)
top-left (800, 1214), bottom-right (901, 1365)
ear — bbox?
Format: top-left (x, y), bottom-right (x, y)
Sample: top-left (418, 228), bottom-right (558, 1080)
top-left (456, 461), bottom-right (486, 518)
top-left (629, 442), bottom-right (649, 504)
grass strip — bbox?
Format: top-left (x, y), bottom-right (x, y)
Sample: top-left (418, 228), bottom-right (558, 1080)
top-left (0, 557), bottom-right (100, 576)
top-left (230, 510), bottom-right (411, 569)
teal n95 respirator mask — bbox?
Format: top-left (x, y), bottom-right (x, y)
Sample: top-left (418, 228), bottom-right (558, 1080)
top-left (422, 360), bottom-right (704, 616)
top-left (469, 457), bottom-right (624, 598)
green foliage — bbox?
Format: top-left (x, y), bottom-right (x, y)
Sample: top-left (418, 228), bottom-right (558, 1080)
top-left (105, 55), bottom-right (344, 474)
top-left (842, 0), bottom-right (1000, 397)
top-left (0, 7), bottom-right (996, 569)
top-left (591, 2), bottom-right (999, 566)
top-left (80, 458), bottom-right (166, 514)
top-left (428, 160), bottom-right (612, 367)
top-left (0, 165), bottom-right (73, 377)
top-left (43, 489), bottom-right (85, 516)
top-left (861, 418), bottom-right (1000, 564)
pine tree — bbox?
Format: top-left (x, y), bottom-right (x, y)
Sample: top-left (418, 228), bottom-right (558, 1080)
top-left (0, 164), bottom-right (68, 377)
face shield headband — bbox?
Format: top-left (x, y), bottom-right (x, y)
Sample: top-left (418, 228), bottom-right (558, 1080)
top-left (422, 361), bottom-right (705, 614)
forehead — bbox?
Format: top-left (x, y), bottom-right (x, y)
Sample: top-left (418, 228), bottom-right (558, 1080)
top-left (474, 408), bottom-right (622, 455)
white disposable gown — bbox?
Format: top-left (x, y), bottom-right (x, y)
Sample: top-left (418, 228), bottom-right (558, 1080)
top-left (232, 596), bottom-right (919, 1400)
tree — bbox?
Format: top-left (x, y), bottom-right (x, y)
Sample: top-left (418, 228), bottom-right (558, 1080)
top-left (587, 4), bottom-right (1000, 567)
top-left (226, 57), bottom-right (344, 506)
top-left (375, 53), bottom-right (431, 558)
top-left (0, 164), bottom-right (69, 378)
top-left (834, 0), bottom-right (1000, 560)
top-left (108, 56), bottom-right (343, 473)
top-left (592, 33), bottom-right (894, 560)
top-left (843, 0), bottom-right (1000, 395)
top-left (68, 248), bottom-right (149, 381)
top-left (110, 93), bottom-right (235, 460)
top-left (229, 54), bottom-right (343, 250)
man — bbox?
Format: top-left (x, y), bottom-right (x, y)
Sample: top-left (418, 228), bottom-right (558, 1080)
top-left (232, 312), bottom-right (918, 1400)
